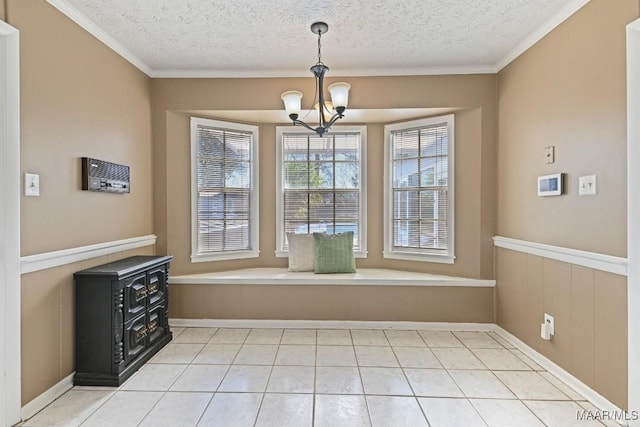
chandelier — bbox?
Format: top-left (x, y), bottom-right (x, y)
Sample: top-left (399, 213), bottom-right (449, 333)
top-left (281, 22), bottom-right (351, 137)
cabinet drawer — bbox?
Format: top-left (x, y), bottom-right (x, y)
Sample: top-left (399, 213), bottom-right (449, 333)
top-left (147, 267), bottom-right (167, 307)
top-left (124, 314), bottom-right (147, 364)
top-left (147, 302), bottom-right (168, 347)
top-left (123, 273), bottom-right (147, 322)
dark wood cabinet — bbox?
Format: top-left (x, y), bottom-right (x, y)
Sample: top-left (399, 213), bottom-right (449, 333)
top-left (73, 255), bottom-right (173, 386)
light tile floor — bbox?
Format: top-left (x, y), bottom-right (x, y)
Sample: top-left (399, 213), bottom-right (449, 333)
top-left (21, 327), bottom-right (616, 427)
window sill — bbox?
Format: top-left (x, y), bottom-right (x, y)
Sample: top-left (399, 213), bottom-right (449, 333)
top-left (191, 250), bottom-right (260, 263)
top-left (383, 250), bottom-right (455, 264)
top-left (275, 250), bottom-right (368, 259)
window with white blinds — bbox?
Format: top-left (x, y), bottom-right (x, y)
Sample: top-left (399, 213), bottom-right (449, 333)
top-left (190, 117), bottom-right (259, 262)
top-left (384, 115), bottom-right (455, 263)
top-left (275, 126), bottom-right (367, 257)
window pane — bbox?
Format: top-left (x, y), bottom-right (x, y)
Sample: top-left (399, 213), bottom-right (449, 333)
top-left (420, 190), bottom-right (448, 220)
top-left (393, 220), bottom-right (420, 248)
top-left (310, 162), bottom-right (334, 189)
top-left (284, 162), bottom-right (309, 189)
top-left (420, 126), bottom-right (448, 158)
top-left (198, 220), bottom-right (223, 252)
top-left (224, 192), bottom-right (250, 219)
top-left (198, 159), bottom-right (223, 188)
top-left (335, 134), bottom-right (359, 161)
top-left (198, 129), bottom-right (224, 159)
top-left (335, 192), bottom-right (359, 219)
top-left (436, 220), bottom-right (448, 248)
top-left (225, 134), bottom-right (251, 161)
top-left (309, 135), bottom-right (333, 160)
top-left (225, 161), bottom-right (251, 188)
top-left (393, 130), bottom-right (419, 159)
top-left (393, 159), bottom-right (419, 188)
top-left (224, 220), bottom-right (250, 250)
top-left (309, 192), bottom-right (334, 219)
top-left (420, 221), bottom-right (437, 249)
top-left (393, 190), bottom-right (419, 220)
top-left (198, 193), bottom-right (224, 220)
top-left (284, 135), bottom-right (309, 161)
top-left (284, 192), bottom-right (310, 220)
top-left (420, 157), bottom-right (448, 187)
top-left (335, 162), bottom-right (359, 189)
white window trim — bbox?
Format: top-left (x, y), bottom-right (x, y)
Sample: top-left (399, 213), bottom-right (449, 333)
top-left (275, 125), bottom-right (368, 259)
top-left (190, 117), bottom-right (260, 263)
top-left (383, 114), bottom-right (455, 264)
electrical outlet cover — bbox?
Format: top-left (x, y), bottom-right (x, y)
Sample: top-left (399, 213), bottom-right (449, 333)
top-left (544, 313), bottom-right (555, 336)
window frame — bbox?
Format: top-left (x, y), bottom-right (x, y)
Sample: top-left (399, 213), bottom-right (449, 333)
top-left (275, 125), bottom-right (368, 259)
top-left (190, 117), bottom-right (260, 262)
top-left (383, 114), bottom-right (455, 264)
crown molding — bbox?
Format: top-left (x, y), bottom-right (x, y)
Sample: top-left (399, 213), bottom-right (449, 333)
top-left (148, 65), bottom-right (498, 78)
top-left (48, 0), bottom-right (591, 78)
top-left (494, 0), bottom-right (591, 71)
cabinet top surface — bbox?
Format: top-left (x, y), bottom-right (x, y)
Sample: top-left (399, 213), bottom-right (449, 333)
top-left (74, 255), bottom-right (173, 278)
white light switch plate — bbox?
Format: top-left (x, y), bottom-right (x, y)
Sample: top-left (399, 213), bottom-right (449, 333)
top-left (25, 173), bottom-right (40, 196)
top-left (544, 146), bottom-right (555, 164)
top-left (578, 175), bottom-right (597, 195)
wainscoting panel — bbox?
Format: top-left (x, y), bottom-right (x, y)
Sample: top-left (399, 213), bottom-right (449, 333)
top-left (495, 245), bottom-right (627, 409)
top-left (169, 284), bottom-right (494, 323)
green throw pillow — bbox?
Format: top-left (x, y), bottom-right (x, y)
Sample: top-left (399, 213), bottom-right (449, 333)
top-left (313, 231), bottom-right (356, 274)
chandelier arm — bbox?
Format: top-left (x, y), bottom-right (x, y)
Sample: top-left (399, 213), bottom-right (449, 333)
top-left (290, 118), bottom-right (318, 133)
top-left (324, 112), bottom-right (344, 129)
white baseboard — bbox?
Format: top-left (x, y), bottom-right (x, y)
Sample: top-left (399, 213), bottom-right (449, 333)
top-left (21, 372), bottom-right (74, 421)
top-left (169, 318), bottom-right (496, 331)
top-left (494, 326), bottom-right (627, 426)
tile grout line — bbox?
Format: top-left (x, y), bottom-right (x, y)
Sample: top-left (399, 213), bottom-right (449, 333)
top-left (352, 328), bottom-right (376, 427)
top-left (31, 326), bottom-right (610, 426)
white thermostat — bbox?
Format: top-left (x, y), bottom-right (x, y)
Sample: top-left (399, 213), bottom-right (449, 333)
top-left (537, 173), bottom-right (564, 196)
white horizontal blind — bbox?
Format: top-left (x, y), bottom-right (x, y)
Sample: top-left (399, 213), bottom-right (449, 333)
top-left (281, 132), bottom-right (361, 250)
top-left (196, 124), bottom-right (253, 254)
top-left (390, 122), bottom-right (449, 253)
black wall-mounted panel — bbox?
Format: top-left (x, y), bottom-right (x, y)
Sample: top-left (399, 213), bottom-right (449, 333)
top-left (81, 157), bottom-right (130, 193)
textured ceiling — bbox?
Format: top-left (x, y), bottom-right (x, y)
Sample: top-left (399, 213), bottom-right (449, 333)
top-left (49, 0), bottom-right (588, 77)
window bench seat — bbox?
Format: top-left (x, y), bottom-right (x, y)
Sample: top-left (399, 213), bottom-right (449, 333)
top-left (168, 268), bottom-right (495, 323)
top-left (169, 268), bottom-right (495, 287)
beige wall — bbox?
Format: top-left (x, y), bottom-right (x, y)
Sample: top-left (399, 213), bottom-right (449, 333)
top-left (153, 75), bottom-right (497, 279)
top-left (496, 247), bottom-right (627, 409)
top-left (9, 0), bottom-right (156, 406)
top-left (495, 0), bottom-right (638, 410)
top-left (497, 0), bottom-right (637, 256)
top-left (12, 0), bottom-right (154, 256)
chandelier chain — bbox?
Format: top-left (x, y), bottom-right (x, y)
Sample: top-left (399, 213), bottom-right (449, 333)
top-left (317, 29), bottom-right (322, 64)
